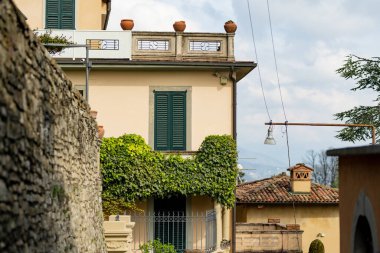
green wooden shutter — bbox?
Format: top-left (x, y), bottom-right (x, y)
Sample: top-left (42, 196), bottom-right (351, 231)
top-left (171, 92), bottom-right (186, 150)
top-left (46, 0), bottom-right (59, 28)
top-left (60, 0), bottom-right (75, 29)
top-left (46, 0), bottom-right (75, 29)
top-left (154, 91), bottom-right (186, 151)
top-left (155, 93), bottom-right (170, 150)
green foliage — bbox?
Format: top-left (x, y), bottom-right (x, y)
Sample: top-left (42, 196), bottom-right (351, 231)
top-left (308, 239), bottom-right (325, 253)
top-left (139, 240), bottom-right (176, 253)
top-left (335, 55), bottom-right (380, 143)
top-left (36, 30), bottom-right (74, 54)
top-left (100, 134), bottom-right (238, 210)
top-left (102, 196), bottom-right (138, 219)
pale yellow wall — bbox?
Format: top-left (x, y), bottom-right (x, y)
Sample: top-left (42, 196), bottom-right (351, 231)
top-left (238, 204), bottom-right (339, 253)
top-left (13, 0), bottom-right (107, 30)
top-left (291, 180), bottom-right (311, 193)
top-left (66, 69), bottom-right (233, 151)
top-left (13, 0), bottom-right (43, 29)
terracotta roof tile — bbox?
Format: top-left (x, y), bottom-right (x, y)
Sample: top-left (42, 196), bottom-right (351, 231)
top-left (236, 174), bottom-right (339, 204)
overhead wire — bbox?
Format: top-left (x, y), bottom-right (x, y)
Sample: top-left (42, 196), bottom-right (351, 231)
top-left (265, 2), bottom-right (299, 250)
top-left (266, 0), bottom-right (287, 122)
top-left (246, 0), bottom-right (272, 122)
top-left (266, 0), bottom-right (291, 167)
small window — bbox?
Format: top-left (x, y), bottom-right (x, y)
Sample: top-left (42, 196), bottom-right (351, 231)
top-left (154, 91), bottom-right (186, 151)
top-left (74, 85), bottom-right (86, 99)
top-left (46, 0), bottom-right (75, 29)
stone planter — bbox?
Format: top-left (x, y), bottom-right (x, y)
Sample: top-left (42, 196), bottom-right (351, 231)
top-left (120, 19), bottom-right (134, 30)
top-left (224, 20), bottom-right (237, 33)
top-left (173, 21), bottom-right (186, 32)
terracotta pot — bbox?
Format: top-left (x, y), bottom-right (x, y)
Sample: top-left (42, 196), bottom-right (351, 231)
top-left (224, 21), bottom-right (237, 33)
top-left (90, 110), bottom-right (97, 119)
top-left (120, 19), bottom-right (134, 30)
top-left (173, 21), bottom-right (186, 32)
top-left (98, 125), bottom-right (105, 139)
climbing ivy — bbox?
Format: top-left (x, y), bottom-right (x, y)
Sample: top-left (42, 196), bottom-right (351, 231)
top-left (100, 134), bottom-right (238, 213)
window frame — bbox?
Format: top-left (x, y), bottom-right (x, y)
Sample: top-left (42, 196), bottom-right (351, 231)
top-left (149, 87), bottom-right (191, 152)
top-left (154, 91), bottom-right (187, 151)
top-left (45, 0), bottom-right (76, 29)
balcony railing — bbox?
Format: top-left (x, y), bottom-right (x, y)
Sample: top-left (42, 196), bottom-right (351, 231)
top-left (35, 29), bottom-right (235, 62)
top-left (34, 29), bottom-right (132, 59)
top-left (130, 211), bottom-right (217, 253)
top-left (132, 31), bottom-right (235, 62)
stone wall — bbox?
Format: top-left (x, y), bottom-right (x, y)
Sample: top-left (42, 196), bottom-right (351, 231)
top-left (236, 223), bottom-right (303, 253)
top-left (0, 0), bottom-right (106, 252)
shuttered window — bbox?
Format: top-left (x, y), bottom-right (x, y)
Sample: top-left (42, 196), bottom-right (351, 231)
top-left (46, 0), bottom-right (75, 29)
top-left (154, 91), bottom-right (186, 151)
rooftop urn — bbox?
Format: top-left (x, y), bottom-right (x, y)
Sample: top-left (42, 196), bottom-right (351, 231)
top-left (224, 20), bottom-right (237, 33)
top-left (173, 21), bottom-right (186, 32)
top-left (120, 19), bottom-right (134, 30)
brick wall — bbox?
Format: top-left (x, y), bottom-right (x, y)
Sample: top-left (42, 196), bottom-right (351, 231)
top-left (0, 0), bottom-right (106, 252)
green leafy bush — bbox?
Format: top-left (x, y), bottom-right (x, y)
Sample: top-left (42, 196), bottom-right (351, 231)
top-left (100, 134), bottom-right (237, 213)
top-left (36, 30), bottom-right (74, 54)
top-left (139, 240), bottom-right (176, 253)
top-left (309, 239), bottom-right (325, 253)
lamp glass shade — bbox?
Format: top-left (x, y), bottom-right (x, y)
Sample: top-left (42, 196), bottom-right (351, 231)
top-left (264, 128), bottom-right (276, 145)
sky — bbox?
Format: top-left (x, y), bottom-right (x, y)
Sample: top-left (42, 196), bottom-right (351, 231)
top-left (107, 0), bottom-right (380, 181)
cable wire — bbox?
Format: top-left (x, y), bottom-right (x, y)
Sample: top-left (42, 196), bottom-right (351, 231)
top-left (266, 0), bottom-right (287, 122)
top-left (266, 0), bottom-right (291, 166)
top-left (247, 0), bottom-right (272, 121)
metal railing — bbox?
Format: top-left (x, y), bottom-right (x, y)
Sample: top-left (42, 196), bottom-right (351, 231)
top-left (130, 210), bottom-right (216, 253)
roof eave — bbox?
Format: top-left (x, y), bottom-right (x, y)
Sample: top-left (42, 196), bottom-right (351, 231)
top-left (55, 59), bottom-right (256, 82)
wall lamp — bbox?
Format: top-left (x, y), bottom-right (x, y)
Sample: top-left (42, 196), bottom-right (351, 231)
top-left (264, 122), bottom-right (376, 145)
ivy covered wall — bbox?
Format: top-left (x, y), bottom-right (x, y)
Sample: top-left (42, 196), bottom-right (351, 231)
top-left (100, 134), bottom-right (238, 214)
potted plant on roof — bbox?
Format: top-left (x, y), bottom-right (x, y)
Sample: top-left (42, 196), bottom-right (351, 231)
top-left (224, 20), bottom-right (237, 33)
top-left (173, 21), bottom-right (186, 32)
top-left (36, 30), bottom-right (74, 54)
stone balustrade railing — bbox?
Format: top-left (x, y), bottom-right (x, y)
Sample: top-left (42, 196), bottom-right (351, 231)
top-left (132, 31), bottom-right (235, 62)
top-left (104, 215), bottom-right (136, 253)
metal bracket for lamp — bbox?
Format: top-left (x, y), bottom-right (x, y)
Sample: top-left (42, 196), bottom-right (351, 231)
top-left (264, 121), bottom-right (376, 145)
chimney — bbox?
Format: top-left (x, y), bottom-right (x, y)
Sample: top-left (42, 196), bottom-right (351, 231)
top-left (287, 163), bottom-right (314, 193)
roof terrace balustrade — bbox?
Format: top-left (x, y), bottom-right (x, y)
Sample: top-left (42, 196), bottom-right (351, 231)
top-left (34, 29), bottom-right (235, 62)
top-left (132, 31), bottom-right (235, 62)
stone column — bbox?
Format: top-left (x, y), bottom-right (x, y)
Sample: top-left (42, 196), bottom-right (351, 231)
top-left (222, 207), bottom-right (231, 241)
top-left (104, 215), bottom-right (135, 253)
top-left (175, 32), bottom-right (183, 60)
top-left (215, 201), bottom-right (223, 251)
top-left (227, 33), bottom-right (235, 61)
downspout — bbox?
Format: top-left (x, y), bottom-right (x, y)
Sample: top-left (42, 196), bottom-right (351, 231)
top-left (230, 66), bottom-right (237, 140)
top-left (103, 0), bottom-right (112, 30)
top-left (230, 66), bottom-right (237, 253)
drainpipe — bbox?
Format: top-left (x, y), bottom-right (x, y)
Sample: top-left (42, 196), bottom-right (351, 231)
top-left (230, 66), bottom-right (237, 140)
top-left (229, 66), bottom-right (237, 253)
top-left (103, 0), bottom-right (112, 30)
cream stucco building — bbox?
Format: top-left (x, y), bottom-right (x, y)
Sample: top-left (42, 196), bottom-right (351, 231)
top-left (13, 0), bottom-right (111, 30)
top-left (15, 1), bottom-right (256, 252)
top-left (236, 164), bottom-right (339, 253)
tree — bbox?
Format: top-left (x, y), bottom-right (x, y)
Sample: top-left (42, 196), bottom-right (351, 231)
top-left (335, 55), bottom-right (380, 143)
top-left (303, 150), bottom-right (338, 187)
